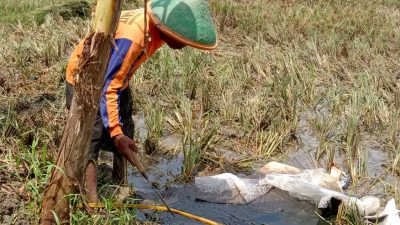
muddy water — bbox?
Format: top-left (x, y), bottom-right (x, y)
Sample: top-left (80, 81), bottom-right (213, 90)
top-left (129, 112), bottom-right (393, 224)
top-left (285, 114), bottom-right (390, 178)
top-left (129, 115), bottom-right (326, 224)
top-left (127, 153), bottom-right (325, 225)
top-left (159, 185), bottom-right (321, 225)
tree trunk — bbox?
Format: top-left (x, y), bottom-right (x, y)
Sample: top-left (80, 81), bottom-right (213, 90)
top-left (40, 0), bottom-right (122, 224)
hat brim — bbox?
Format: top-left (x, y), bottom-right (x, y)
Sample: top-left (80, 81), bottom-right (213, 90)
top-left (147, 1), bottom-right (217, 51)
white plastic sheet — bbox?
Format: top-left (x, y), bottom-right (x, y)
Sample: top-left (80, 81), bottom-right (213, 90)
top-left (195, 161), bottom-right (397, 225)
top-left (261, 173), bottom-right (380, 216)
top-left (365, 198), bottom-right (400, 225)
top-left (195, 173), bottom-right (271, 204)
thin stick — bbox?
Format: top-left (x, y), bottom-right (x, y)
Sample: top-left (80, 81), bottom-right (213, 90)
top-left (76, 202), bottom-right (223, 225)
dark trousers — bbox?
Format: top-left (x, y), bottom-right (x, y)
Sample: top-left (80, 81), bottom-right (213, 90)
top-left (65, 82), bottom-right (135, 183)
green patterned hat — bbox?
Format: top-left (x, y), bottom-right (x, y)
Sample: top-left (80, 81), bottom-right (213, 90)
top-left (148, 0), bottom-right (217, 50)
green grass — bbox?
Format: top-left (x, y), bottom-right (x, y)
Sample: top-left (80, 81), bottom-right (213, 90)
top-left (70, 198), bottom-right (139, 225)
top-left (335, 201), bottom-right (364, 225)
top-left (0, 0), bottom-right (91, 24)
top-left (1, 0), bottom-right (400, 224)
top-left (166, 97), bottom-right (218, 178)
top-left (143, 102), bottom-right (165, 155)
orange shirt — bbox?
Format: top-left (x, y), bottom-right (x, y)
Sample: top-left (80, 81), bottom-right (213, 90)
top-left (66, 9), bottom-right (165, 137)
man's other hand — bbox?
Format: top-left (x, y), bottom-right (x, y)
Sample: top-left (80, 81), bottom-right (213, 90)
top-left (113, 134), bottom-right (138, 160)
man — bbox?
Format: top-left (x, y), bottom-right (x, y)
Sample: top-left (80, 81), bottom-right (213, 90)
top-left (65, 0), bottom-right (217, 202)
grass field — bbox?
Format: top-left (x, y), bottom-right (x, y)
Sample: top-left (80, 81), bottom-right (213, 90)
top-left (1, 0), bottom-right (399, 224)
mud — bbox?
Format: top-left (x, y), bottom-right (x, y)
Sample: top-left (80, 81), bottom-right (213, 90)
top-left (0, 193), bottom-right (30, 225)
top-left (127, 152), bottom-right (325, 225)
top-left (284, 115), bottom-right (322, 170)
top-left (0, 195), bottom-right (19, 216)
top-left (159, 134), bottom-right (183, 152)
top-left (128, 153), bottom-right (183, 198)
top-left (286, 114), bottom-right (391, 187)
top-left (157, 185), bottom-right (322, 225)
top-left (128, 115), bottom-right (323, 224)
top-left (128, 113), bottom-right (393, 224)
top-left (363, 140), bottom-right (388, 177)
top-left (133, 115), bottom-right (148, 142)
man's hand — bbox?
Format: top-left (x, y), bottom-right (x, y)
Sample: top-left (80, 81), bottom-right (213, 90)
top-left (113, 134), bottom-right (138, 161)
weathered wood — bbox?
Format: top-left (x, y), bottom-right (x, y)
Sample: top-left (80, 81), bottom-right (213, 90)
top-left (40, 0), bottom-right (122, 224)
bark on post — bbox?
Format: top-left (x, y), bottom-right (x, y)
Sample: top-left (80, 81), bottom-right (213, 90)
top-left (40, 0), bottom-right (122, 224)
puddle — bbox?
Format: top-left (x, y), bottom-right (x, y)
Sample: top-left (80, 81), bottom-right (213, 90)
top-left (286, 113), bottom-right (390, 178)
top-left (281, 112), bottom-right (393, 202)
top-left (128, 153), bottom-right (183, 198)
top-left (159, 134), bottom-right (183, 151)
top-left (129, 114), bottom-right (324, 224)
top-left (364, 140), bottom-right (388, 177)
top-left (128, 153), bottom-right (325, 225)
top-left (215, 147), bottom-right (247, 162)
top-left (157, 185), bottom-right (323, 225)
top-left (128, 111), bottom-right (389, 224)
top-left (285, 115), bottom-right (320, 170)
top-left (133, 115), bottom-right (147, 142)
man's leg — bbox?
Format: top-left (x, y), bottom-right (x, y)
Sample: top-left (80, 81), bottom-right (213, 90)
top-left (112, 152), bottom-right (127, 185)
top-left (85, 112), bottom-right (104, 202)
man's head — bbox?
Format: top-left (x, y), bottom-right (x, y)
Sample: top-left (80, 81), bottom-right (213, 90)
top-left (148, 0), bottom-right (217, 51)
top-left (160, 31), bottom-right (186, 50)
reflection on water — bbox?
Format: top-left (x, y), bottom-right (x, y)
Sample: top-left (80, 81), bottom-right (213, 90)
top-left (128, 153), bottom-right (325, 225)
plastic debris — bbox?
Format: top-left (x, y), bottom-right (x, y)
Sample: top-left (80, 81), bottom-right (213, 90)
top-left (364, 198), bottom-right (400, 225)
top-left (256, 161), bottom-right (301, 175)
top-left (195, 173), bottom-right (271, 204)
top-left (195, 162), bottom-right (400, 225)
top-left (195, 161), bottom-right (342, 204)
top-left (329, 164), bottom-right (351, 189)
top-left (339, 173), bottom-right (351, 189)
top-left (195, 161), bottom-right (396, 223)
top-left (261, 172), bottom-right (380, 216)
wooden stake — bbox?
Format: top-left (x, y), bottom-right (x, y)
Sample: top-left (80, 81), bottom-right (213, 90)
top-left (39, 0), bottom-right (122, 224)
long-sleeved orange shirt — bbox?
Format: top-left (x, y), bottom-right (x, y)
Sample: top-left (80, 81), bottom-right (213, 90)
top-left (66, 9), bottom-right (165, 137)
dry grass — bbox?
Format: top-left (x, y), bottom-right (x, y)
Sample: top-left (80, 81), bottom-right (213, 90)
top-left (1, 0), bottom-right (400, 224)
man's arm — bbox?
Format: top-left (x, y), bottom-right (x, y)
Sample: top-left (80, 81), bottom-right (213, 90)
top-left (100, 38), bottom-right (140, 137)
top-left (100, 37), bottom-right (142, 155)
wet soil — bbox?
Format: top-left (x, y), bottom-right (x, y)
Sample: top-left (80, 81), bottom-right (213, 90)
top-left (158, 186), bottom-right (322, 225)
top-left (0, 193), bottom-right (30, 225)
top-left (127, 114), bottom-right (394, 224)
top-left (127, 154), bottom-right (324, 225)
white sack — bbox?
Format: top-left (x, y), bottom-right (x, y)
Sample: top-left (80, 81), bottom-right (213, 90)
top-left (195, 173), bottom-right (271, 204)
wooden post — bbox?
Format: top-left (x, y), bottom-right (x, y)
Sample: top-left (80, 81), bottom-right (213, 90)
top-left (40, 0), bottom-right (122, 224)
